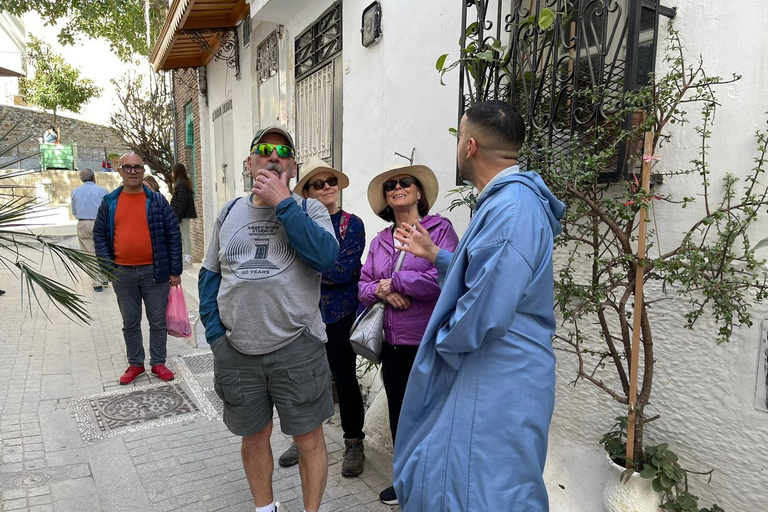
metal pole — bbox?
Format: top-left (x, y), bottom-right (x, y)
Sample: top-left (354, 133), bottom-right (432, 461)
top-left (626, 130), bottom-right (654, 463)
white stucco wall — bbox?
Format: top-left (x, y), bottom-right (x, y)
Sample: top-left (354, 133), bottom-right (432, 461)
top-left (339, 0), bottom-right (467, 237)
top-left (547, 2), bottom-right (768, 511)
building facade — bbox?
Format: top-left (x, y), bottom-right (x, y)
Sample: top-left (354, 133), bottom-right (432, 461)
top-left (152, 1), bottom-right (768, 510)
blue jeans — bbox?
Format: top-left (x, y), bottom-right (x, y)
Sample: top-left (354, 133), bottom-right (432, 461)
top-left (112, 265), bottom-right (170, 367)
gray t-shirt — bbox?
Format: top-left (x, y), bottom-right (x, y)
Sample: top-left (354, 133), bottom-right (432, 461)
top-left (202, 194), bottom-right (334, 354)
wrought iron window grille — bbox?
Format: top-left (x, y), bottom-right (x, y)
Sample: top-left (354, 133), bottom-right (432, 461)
top-left (257, 31), bottom-right (279, 83)
top-left (295, 1), bottom-right (343, 80)
top-left (180, 28), bottom-right (241, 80)
top-left (457, 0), bottom-right (675, 183)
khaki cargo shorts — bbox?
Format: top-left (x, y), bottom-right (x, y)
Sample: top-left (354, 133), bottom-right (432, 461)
top-left (211, 332), bottom-right (334, 436)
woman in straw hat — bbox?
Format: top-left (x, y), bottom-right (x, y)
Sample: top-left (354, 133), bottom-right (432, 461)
top-left (276, 156), bottom-right (368, 477)
top-left (359, 163), bottom-right (459, 505)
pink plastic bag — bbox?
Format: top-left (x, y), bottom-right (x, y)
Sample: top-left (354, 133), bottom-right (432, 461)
top-left (166, 285), bottom-right (192, 338)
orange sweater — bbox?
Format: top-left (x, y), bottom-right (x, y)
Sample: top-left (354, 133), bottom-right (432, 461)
top-left (113, 192), bottom-right (153, 266)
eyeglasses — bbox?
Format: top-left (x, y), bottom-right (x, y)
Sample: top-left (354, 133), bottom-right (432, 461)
top-left (305, 176), bottom-right (339, 191)
top-left (121, 164), bottom-right (145, 173)
top-left (251, 143), bottom-right (295, 158)
top-left (383, 176), bottom-right (418, 192)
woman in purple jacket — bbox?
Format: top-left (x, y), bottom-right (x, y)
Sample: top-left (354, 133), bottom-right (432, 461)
top-left (360, 164), bottom-right (459, 506)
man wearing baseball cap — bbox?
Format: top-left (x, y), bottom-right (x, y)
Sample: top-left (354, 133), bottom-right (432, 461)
top-left (198, 126), bottom-right (339, 512)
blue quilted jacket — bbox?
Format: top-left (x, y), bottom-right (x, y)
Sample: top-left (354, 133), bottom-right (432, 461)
top-left (94, 185), bottom-right (183, 282)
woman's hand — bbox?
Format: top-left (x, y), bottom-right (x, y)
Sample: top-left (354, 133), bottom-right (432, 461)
top-left (394, 221), bottom-right (440, 263)
top-left (375, 279), bottom-right (392, 300)
top-left (385, 292), bottom-right (411, 310)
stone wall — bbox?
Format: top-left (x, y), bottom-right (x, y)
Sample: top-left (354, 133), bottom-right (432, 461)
top-left (172, 69), bottom-right (205, 263)
top-left (0, 104), bottom-right (129, 173)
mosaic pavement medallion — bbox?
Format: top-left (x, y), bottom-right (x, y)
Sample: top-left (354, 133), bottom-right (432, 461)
top-left (71, 351), bottom-right (224, 442)
top-left (71, 381), bottom-right (203, 442)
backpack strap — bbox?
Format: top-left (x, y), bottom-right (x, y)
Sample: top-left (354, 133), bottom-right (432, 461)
top-left (339, 211), bottom-right (351, 240)
top-left (302, 198), bottom-right (307, 212)
top-left (221, 197), bottom-right (242, 225)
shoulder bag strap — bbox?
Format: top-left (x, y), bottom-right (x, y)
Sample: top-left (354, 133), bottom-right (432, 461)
top-left (339, 211), bottom-right (351, 240)
top-left (393, 248), bottom-right (407, 272)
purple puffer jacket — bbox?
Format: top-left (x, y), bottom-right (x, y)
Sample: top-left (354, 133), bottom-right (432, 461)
top-left (359, 214), bottom-right (459, 346)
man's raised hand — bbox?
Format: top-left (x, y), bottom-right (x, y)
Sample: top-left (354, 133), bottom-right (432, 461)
top-left (252, 168), bottom-right (292, 207)
top-left (394, 221), bottom-right (440, 263)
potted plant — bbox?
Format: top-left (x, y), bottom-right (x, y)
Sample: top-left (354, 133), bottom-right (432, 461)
top-left (439, 11), bottom-right (767, 510)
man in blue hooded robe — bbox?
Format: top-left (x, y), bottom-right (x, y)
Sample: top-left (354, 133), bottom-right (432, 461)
top-left (392, 100), bottom-right (565, 511)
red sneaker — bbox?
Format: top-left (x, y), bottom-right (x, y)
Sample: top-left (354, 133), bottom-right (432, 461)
top-left (119, 365), bottom-right (145, 385)
top-left (151, 364), bottom-right (175, 382)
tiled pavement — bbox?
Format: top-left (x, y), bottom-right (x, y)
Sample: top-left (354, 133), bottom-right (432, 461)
top-left (0, 238), bottom-right (398, 512)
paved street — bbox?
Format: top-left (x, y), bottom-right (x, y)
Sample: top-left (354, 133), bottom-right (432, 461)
top-left (0, 236), bottom-right (397, 512)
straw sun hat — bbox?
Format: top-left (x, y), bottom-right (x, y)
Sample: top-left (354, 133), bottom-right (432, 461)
top-left (367, 164), bottom-right (439, 219)
top-left (293, 156), bottom-right (350, 195)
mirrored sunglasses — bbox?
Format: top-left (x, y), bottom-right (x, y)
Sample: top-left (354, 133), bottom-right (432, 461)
top-left (251, 143), bottom-right (295, 158)
top-left (383, 176), bottom-right (418, 192)
top-left (305, 176), bottom-right (339, 191)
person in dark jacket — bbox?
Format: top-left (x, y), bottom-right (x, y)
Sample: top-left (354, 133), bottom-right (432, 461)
top-left (170, 163), bottom-right (197, 265)
top-left (94, 153), bottom-right (183, 385)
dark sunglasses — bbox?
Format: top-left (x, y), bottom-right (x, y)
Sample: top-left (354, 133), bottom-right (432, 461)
top-left (305, 176), bottom-right (339, 191)
top-left (251, 142), bottom-right (295, 158)
top-left (121, 164), bottom-right (144, 173)
top-left (383, 176), bottom-right (418, 192)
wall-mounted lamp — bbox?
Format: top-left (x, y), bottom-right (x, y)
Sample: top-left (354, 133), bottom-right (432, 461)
top-left (361, 2), bottom-right (382, 48)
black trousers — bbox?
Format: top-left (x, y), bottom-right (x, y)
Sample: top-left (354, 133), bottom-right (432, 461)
top-left (380, 343), bottom-right (420, 443)
top-left (325, 313), bottom-right (366, 439)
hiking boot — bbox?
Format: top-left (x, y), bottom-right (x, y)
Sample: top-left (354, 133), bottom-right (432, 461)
top-left (278, 442), bottom-right (299, 467)
top-left (341, 438), bottom-right (365, 477)
top-left (151, 364), bottom-right (175, 381)
top-left (379, 485), bottom-right (398, 505)
top-left (119, 365), bottom-right (145, 385)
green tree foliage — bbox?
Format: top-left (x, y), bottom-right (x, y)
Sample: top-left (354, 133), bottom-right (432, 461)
top-left (3, 0), bottom-right (166, 62)
top-left (18, 35), bottom-right (101, 130)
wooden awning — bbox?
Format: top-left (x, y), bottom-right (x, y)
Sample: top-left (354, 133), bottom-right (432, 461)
top-left (151, 0), bottom-right (250, 71)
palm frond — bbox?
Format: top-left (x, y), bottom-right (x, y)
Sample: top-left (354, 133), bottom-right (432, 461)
top-left (17, 261), bottom-right (93, 323)
top-left (0, 195), bottom-right (115, 324)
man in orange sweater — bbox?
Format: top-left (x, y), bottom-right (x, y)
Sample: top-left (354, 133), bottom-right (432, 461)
top-left (94, 153), bottom-right (183, 385)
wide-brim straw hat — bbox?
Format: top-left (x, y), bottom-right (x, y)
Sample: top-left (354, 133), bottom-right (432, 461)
top-left (293, 156), bottom-right (350, 195)
top-left (367, 164), bottom-right (439, 219)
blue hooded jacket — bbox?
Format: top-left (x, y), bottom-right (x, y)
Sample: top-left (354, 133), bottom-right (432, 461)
top-left (393, 169), bottom-right (565, 512)
top-left (93, 185), bottom-right (183, 282)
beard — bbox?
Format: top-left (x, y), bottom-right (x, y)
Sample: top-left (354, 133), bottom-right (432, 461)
top-left (264, 161), bottom-right (283, 175)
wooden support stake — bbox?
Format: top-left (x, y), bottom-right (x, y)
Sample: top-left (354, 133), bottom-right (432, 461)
top-left (626, 131), bottom-right (654, 464)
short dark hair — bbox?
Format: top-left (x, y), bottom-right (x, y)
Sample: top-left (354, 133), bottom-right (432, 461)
top-left (378, 178), bottom-right (430, 222)
top-left (464, 100), bottom-right (526, 152)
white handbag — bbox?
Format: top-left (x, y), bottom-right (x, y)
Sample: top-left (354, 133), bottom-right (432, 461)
top-left (349, 250), bottom-right (407, 364)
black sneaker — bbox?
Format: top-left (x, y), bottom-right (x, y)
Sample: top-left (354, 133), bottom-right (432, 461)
top-left (278, 442), bottom-right (299, 467)
top-left (379, 485), bottom-right (398, 505)
top-left (341, 438), bottom-right (365, 477)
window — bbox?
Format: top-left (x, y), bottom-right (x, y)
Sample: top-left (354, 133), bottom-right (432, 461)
top-left (241, 15), bottom-right (251, 48)
top-left (256, 30), bottom-right (279, 83)
top-left (295, 1), bottom-right (342, 80)
top-left (458, 0), bottom-right (675, 180)
top-left (184, 101), bottom-right (197, 193)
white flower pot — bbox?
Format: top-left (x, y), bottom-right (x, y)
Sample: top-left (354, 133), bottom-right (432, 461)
top-left (602, 456), bottom-right (661, 512)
